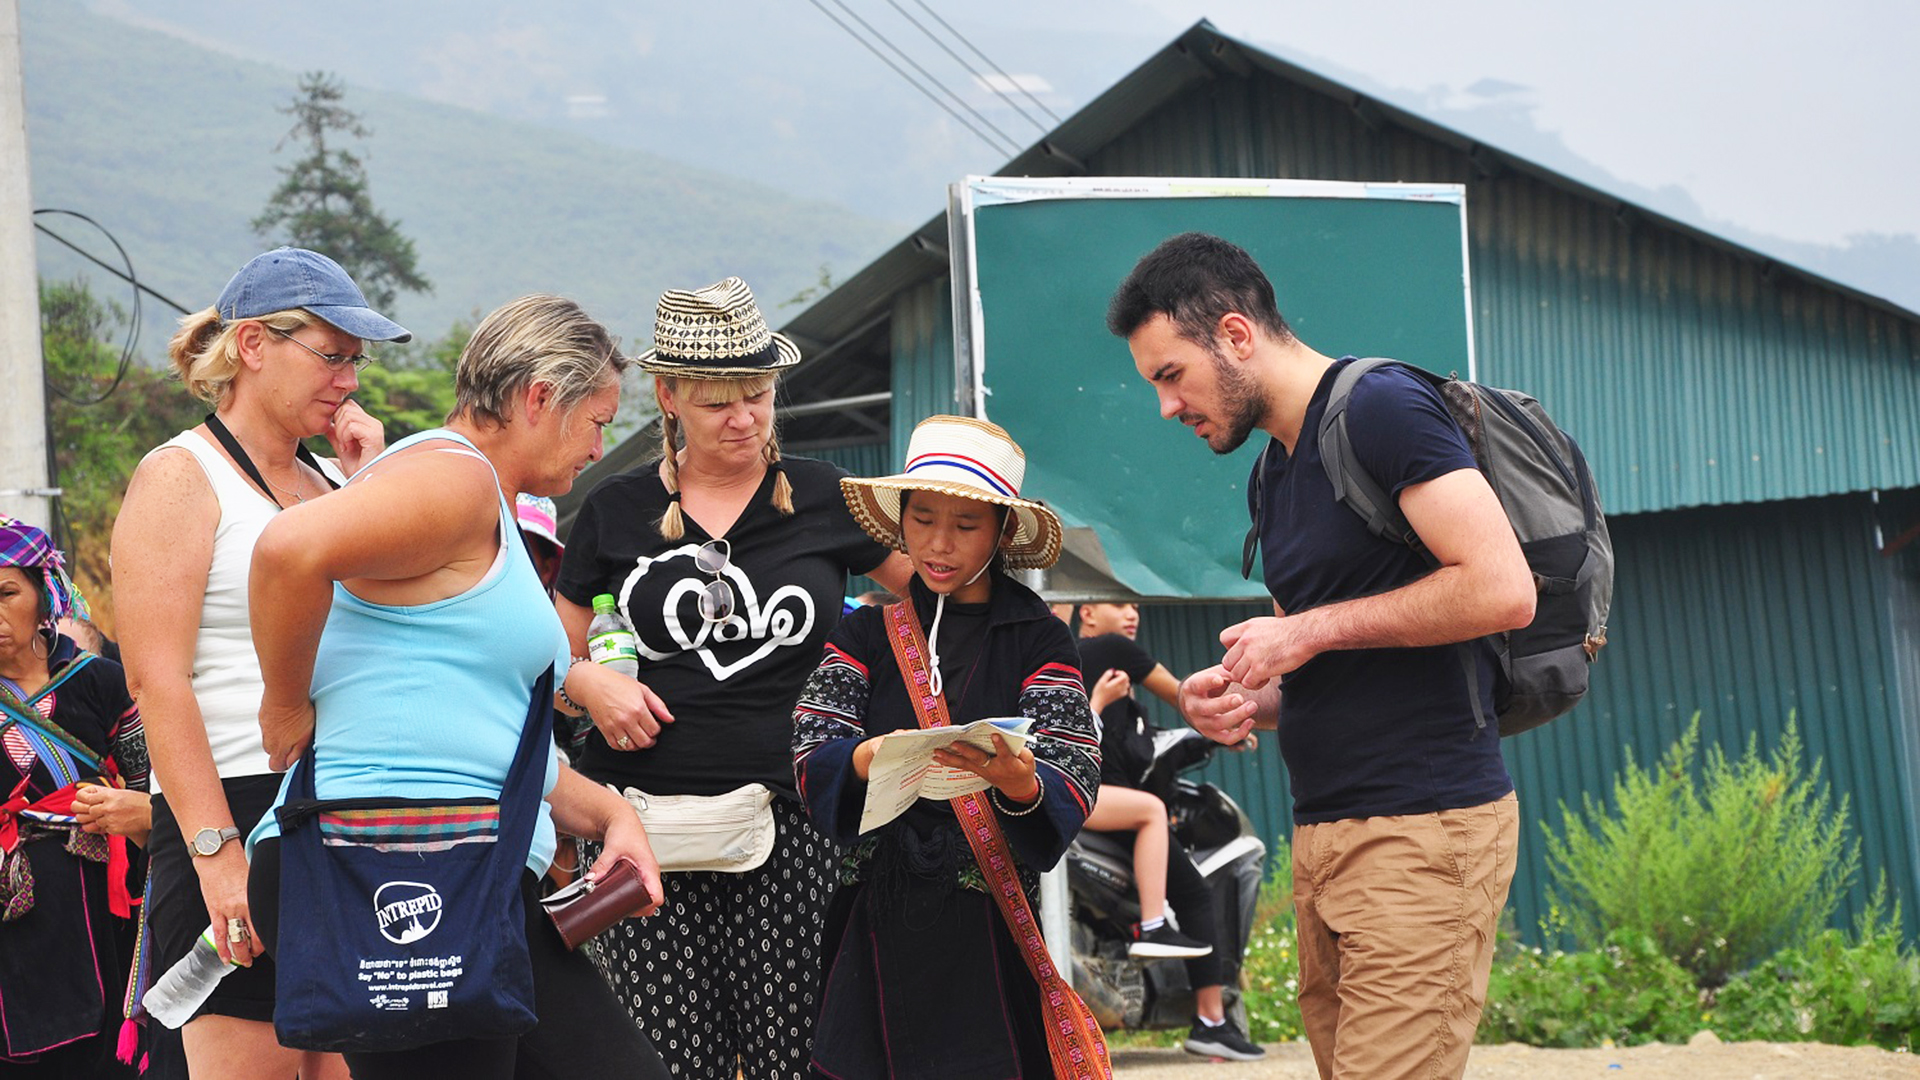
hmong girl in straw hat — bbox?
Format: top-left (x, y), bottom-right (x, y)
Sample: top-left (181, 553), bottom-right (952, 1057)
top-left (792, 416), bottom-right (1112, 1079)
top-left (554, 278), bottom-right (912, 1078)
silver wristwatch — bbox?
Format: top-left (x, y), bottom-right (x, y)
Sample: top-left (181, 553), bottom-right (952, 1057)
top-left (187, 825), bottom-right (241, 857)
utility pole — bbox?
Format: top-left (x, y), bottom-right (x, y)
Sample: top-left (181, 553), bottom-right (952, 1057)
top-left (0, 0), bottom-right (51, 528)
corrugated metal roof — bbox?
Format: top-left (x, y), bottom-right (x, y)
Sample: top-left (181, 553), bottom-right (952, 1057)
top-left (1009, 21), bottom-right (1920, 324)
top-left (775, 19), bottom-right (1916, 360)
top-left (1472, 183), bottom-right (1920, 512)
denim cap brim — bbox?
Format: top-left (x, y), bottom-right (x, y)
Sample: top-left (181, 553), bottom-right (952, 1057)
top-left (307, 304), bottom-right (414, 344)
top-left (215, 247), bottom-right (413, 343)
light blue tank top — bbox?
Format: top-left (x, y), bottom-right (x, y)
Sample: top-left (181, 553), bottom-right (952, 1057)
top-left (249, 429), bottom-right (565, 875)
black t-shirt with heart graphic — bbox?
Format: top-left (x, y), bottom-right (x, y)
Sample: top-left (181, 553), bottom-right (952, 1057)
top-left (556, 456), bottom-right (892, 799)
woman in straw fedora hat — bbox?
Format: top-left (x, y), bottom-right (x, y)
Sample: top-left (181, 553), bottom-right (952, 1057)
top-left (791, 415), bottom-right (1111, 1079)
top-left (554, 278), bottom-right (912, 1078)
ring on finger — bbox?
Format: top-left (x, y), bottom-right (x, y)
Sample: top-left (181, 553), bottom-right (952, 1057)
top-left (617, 734), bottom-right (634, 749)
top-left (227, 917), bottom-right (249, 945)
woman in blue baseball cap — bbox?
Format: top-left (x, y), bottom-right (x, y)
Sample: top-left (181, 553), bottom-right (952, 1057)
top-left (110, 247), bottom-right (410, 1079)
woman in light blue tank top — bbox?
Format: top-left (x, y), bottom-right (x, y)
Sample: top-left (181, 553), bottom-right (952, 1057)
top-left (243, 295), bottom-right (669, 1079)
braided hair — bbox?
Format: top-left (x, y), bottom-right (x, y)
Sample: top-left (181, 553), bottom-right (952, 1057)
top-left (655, 374), bottom-right (794, 541)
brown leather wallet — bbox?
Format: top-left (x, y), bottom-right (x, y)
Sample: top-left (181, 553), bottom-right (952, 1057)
top-left (538, 858), bottom-right (653, 950)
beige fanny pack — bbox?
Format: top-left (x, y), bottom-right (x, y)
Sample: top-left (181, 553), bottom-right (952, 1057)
top-left (615, 782), bottom-right (776, 873)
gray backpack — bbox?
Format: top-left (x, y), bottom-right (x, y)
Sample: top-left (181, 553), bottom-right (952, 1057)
top-left (1244, 358), bottom-right (1613, 736)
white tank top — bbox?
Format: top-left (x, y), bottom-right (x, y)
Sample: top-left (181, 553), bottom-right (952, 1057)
top-left (144, 429), bottom-right (346, 791)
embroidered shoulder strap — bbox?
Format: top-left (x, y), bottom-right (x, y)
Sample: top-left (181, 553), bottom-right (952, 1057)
top-left (0, 654), bottom-right (108, 779)
top-left (883, 601), bottom-right (1111, 1080)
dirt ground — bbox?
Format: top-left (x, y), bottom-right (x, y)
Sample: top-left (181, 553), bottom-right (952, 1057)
top-left (1111, 1035), bottom-right (1920, 1078)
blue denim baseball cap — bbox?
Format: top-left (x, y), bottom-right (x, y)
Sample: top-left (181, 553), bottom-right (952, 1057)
top-left (214, 247), bottom-right (413, 343)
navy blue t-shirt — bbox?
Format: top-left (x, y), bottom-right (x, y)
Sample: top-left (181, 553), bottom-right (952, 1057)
top-left (1253, 358), bottom-right (1513, 824)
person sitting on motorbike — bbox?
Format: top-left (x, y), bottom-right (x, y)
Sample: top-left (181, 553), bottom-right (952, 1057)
top-left (1075, 601), bottom-right (1266, 1062)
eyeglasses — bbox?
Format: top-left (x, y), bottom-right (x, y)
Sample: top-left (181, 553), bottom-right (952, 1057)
top-left (694, 539), bottom-right (735, 624)
top-left (272, 328), bottom-right (374, 373)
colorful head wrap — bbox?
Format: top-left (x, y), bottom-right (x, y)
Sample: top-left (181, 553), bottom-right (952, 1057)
top-left (0, 517), bottom-right (89, 628)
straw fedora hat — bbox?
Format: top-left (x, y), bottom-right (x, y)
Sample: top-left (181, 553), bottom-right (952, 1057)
top-left (841, 416), bottom-right (1064, 570)
top-left (635, 277), bottom-right (802, 377)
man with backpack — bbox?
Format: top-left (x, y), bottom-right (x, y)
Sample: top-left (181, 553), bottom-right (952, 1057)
top-left (1106, 232), bottom-right (1536, 1079)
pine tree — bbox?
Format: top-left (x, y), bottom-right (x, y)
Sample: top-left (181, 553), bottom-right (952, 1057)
top-left (253, 72), bottom-right (430, 311)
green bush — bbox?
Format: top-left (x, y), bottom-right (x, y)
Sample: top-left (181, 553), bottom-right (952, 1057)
top-left (1479, 930), bottom-right (1699, 1047)
top-left (1710, 880), bottom-right (1920, 1051)
top-left (1542, 715), bottom-right (1858, 987)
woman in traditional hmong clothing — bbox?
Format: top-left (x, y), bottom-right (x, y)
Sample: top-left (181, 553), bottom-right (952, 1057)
top-left (791, 417), bottom-right (1111, 1079)
top-left (0, 518), bottom-right (149, 1077)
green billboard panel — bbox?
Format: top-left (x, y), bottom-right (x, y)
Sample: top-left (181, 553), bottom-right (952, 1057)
top-left (955, 177), bottom-right (1473, 600)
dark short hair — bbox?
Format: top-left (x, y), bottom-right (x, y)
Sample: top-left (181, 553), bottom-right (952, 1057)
top-left (1105, 232), bottom-right (1293, 347)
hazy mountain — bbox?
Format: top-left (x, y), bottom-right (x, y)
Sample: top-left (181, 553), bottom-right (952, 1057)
top-left (80, 0), bottom-right (1174, 227)
top-left (20, 1), bottom-right (906, 350)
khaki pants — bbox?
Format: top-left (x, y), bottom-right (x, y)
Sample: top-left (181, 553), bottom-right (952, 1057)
top-left (1292, 792), bottom-right (1519, 1080)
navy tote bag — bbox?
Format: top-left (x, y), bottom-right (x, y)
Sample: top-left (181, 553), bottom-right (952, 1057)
top-left (271, 667), bottom-right (554, 1052)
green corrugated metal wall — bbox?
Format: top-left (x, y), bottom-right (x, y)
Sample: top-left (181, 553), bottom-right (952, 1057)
top-left (1505, 492), bottom-right (1920, 941)
top-left (805, 442), bottom-right (890, 478)
top-left (889, 278), bottom-right (955, 467)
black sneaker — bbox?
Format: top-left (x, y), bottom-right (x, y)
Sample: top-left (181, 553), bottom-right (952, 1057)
top-left (1127, 922), bottom-right (1213, 959)
top-left (1184, 1016), bottom-right (1266, 1061)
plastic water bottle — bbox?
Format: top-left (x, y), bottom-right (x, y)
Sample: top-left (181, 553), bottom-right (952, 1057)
top-left (587, 593), bottom-right (639, 678)
top-left (142, 925), bottom-right (237, 1028)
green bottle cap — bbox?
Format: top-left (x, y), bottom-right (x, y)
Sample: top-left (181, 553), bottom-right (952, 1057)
top-left (592, 594), bottom-right (618, 614)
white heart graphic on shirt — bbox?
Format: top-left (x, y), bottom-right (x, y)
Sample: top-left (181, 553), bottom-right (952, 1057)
top-left (619, 547), bottom-right (817, 681)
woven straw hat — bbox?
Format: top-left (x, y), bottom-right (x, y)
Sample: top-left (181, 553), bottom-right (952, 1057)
top-left (840, 416), bottom-right (1063, 570)
top-left (636, 277), bottom-right (802, 377)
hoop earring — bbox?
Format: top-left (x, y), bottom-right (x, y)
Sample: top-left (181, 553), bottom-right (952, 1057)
top-left (30, 632), bottom-right (49, 660)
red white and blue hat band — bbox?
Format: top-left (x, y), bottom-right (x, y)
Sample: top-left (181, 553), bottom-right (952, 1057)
top-left (903, 453), bottom-right (1020, 498)
top-left (839, 415), bottom-right (1063, 570)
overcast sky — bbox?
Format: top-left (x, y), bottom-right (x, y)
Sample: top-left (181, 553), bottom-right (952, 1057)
top-left (1134, 0), bottom-right (1915, 247)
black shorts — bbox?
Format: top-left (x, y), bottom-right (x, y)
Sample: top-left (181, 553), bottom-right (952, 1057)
top-left (147, 774), bottom-right (286, 1024)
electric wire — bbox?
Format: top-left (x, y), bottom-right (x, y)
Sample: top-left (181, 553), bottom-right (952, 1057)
top-left (883, 0), bottom-right (1050, 134)
top-left (31, 209), bottom-right (144, 407)
top-left (825, 0), bottom-right (1023, 155)
top-left (909, 0), bottom-right (1062, 126)
top-left (33, 220), bottom-right (191, 316)
top-left (804, 0), bottom-right (1021, 158)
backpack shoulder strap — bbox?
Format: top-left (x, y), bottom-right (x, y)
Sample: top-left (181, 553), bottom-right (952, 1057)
top-left (1318, 358), bottom-right (1429, 552)
top-left (1240, 440), bottom-right (1273, 581)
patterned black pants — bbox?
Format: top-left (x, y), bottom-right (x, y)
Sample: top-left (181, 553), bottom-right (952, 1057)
top-left (581, 799), bottom-right (839, 1080)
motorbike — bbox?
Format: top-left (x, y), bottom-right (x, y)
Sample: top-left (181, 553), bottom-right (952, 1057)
top-left (1066, 727), bottom-right (1268, 1031)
